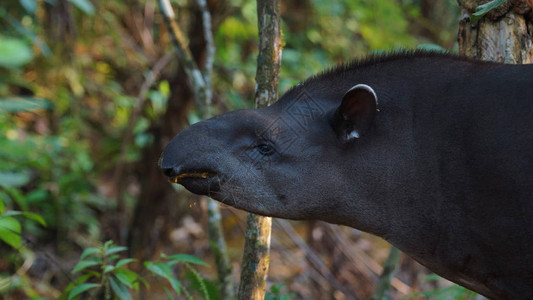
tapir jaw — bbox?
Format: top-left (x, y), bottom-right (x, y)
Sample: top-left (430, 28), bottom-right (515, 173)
top-left (162, 166), bottom-right (222, 196)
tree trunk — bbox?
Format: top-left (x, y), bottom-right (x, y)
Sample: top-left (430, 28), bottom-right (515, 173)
top-left (238, 0), bottom-right (282, 299)
top-left (458, 0), bottom-right (532, 63)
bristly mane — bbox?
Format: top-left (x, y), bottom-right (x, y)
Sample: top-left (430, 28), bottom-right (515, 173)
top-left (281, 50), bottom-right (486, 98)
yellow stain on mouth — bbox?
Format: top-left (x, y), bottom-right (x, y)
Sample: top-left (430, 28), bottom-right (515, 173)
top-left (169, 172), bottom-right (209, 183)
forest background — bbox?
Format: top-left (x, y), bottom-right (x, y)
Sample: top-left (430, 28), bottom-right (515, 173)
top-left (0, 0), bottom-right (480, 299)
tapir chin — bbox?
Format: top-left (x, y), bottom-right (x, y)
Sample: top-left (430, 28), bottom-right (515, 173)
top-left (160, 51), bottom-right (533, 299)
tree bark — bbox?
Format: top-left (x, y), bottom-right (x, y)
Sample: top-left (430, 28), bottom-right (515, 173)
top-left (458, 0), bottom-right (532, 63)
top-left (238, 0), bottom-right (282, 299)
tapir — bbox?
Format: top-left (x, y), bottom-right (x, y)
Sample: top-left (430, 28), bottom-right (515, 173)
top-left (159, 51), bottom-right (533, 299)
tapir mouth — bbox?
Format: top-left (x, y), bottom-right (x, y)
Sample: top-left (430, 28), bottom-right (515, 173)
top-left (169, 171), bottom-right (212, 183)
top-left (166, 169), bottom-right (222, 196)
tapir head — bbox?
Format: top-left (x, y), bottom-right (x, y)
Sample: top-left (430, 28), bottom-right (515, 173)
top-left (159, 84), bottom-right (378, 224)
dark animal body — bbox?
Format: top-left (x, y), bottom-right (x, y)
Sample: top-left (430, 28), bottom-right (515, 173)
top-left (160, 52), bottom-right (533, 299)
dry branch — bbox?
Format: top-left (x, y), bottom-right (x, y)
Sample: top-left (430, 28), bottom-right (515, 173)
top-left (158, 1), bottom-right (234, 298)
top-left (158, 0), bottom-right (206, 109)
top-left (238, 0), bottom-right (282, 299)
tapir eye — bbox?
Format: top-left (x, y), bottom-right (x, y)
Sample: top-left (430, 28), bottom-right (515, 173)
top-left (256, 143), bottom-right (275, 156)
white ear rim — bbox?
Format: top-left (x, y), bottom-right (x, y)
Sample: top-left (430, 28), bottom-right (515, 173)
top-left (345, 84), bottom-right (378, 107)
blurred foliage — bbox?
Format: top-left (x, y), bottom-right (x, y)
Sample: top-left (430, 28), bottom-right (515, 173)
top-left (57, 240), bottom-right (214, 300)
top-left (0, 0), bottom-right (468, 298)
top-left (265, 284), bottom-right (296, 300)
top-left (411, 274), bottom-right (480, 300)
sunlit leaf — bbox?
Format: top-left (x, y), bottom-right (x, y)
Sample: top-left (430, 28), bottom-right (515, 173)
top-left (0, 36), bottom-right (33, 68)
top-left (148, 90), bottom-right (167, 116)
top-left (145, 262), bottom-right (168, 278)
top-left (109, 276), bottom-right (132, 300)
top-left (103, 265), bottom-right (115, 273)
top-left (68, 283), bottom-right (100, 300)
top-left (68, 0), bottom-right (95, 15)
top-left (116, 258), bottom-right (136, 268)
top-left (0, 171), bottom-right (30, 188)
top-left (471, 0), bottom-right (507, 23)
top-left (20, 0), bottom-right (38, 14)
top-left (21, 212), bottom-right (46, 226)
top-left (0, 217), bottom-right (21, 249)
top-left (114, 269), bottom-right (138, 287)
top-left (72, 260), bottom-right (100, 273)
top-left (167, 254), bottom-right (209, 267)
top-left (145, 262), bottom-right (181, 294)
top-left (0, 97), bottom-right (54, 113)
top-left (104, 245), bottom-right (128, 256)
top-left (0, 199), bottom-right (5, 215)
top-left (80, 247), bottom-right (100, 260)
top-left (3, 13), bottom-right (52, 57)
top-left (3, 211), bottom-right (46, 226)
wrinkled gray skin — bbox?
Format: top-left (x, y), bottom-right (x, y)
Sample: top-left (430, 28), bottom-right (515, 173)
top-left (160, 52), bottom-right (533, 299)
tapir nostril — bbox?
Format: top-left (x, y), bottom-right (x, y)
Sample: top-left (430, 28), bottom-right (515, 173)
top-left (163, 167), bottom-right (179, 178)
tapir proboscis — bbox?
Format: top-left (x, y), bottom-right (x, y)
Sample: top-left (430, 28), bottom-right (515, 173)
top-left (160, 51), bottom-right (533, 299)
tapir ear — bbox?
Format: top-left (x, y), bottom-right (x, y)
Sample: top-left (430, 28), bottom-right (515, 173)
top-left (333, 84), bottom-right (378, 143)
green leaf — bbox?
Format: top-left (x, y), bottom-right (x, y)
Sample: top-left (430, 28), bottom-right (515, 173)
top-left (167, 254), bottom-right (209, 267)
top-left (0, 97), bottom-right (54, 113)
top-left (471, 0), bottom-right (507, 23)
top-left (114, 269), bottom-right (138, 288)
top-left (417, 43), bottom-right (447, 53)
top-left (20, 0), bottom-right (38, 14)
top-left (68, 283), bottom-right (100, 300)
top-left (109, 276), bottom-right (132, 300)
top-left (105, 245), bottom-right (128, 256)
top-left (0, 217), bottom-right (21, 249)
top-left (0, 171), bottom-right (30, 188)
top-left (116, 258), bottom-right (136, 268)
top-left (60, 273), bottom-right (96, 299)
top-left (3, 186), bottom-right (28, 211)
top-left (0, 36), bottom-right (33, 68)
top-left (68, 0), bottom-right (95, 15)
top-left (107, 254), bottom-right (120, 262)
top-left (80, 247), bottom-right (100, 260)
top-left (103, 265), bottom-right (115, 274)
top-left (145, 262), bottom-right (169, 279)
top-left (0, 198), bottom-right (5, 214)
top-left (145, 262), bottom-right (181, 294)
top-left (3, 211), bottom-right (46, 226)
top-left (72, 260), bottom-right (100, 273)
top-left (185, 268), bottom-right (211, 300)
top-left (2, 13), bottom-right (52, 57)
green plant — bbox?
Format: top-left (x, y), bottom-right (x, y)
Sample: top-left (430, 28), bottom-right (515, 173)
top-left (0, 173), bottom-right (46, 250)
top-left (145, 253), bottom-right (218, 300)
top-left (63, 241), bottom-right (217, 300)
top-left (61, 241), bottom-right (140, 300)
top-left (0, 197), bottom-right (46, 250)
